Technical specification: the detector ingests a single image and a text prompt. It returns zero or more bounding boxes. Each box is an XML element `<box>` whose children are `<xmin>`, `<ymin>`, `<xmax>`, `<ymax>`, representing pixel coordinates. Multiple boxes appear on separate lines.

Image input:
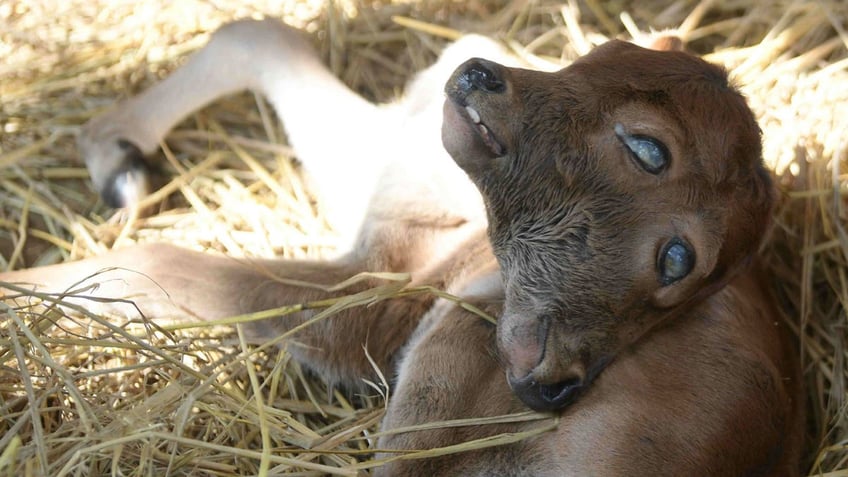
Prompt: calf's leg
<box><xmin>0</xmin><ymin>242</ymin><xmax>433</xmax><ymax>389</ymax></box>
<box><xmin>81</xmin><ymin>19</ymin><xmax>391</xmax><ymax>242</ymax></box>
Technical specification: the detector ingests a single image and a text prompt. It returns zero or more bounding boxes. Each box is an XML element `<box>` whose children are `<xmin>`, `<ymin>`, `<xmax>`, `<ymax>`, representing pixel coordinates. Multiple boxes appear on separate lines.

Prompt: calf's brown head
<box><xmin>442</xmin><ymin>40</ymin><xmax>774</xmax><ymax>411</ymax></box>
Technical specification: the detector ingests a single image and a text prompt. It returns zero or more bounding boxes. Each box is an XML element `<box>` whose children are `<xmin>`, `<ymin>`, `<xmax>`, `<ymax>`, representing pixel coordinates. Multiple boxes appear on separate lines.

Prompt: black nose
<box><xmin>457</xmin><ymin>58</ymin><xmax>507</xmax><ymax>94</ymax></box>
<box><xmin>509</xmin><ymin>373</ymin><xmax>584</xmax><ymax>412</ymax></box>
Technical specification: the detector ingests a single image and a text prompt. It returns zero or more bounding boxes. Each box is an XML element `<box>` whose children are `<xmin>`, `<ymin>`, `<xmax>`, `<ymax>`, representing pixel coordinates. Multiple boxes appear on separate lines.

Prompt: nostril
<box><xmin>537</xmin><ymin>377</ymin><xmax>583</xmax><ymax>408</ymax></box>
<box><xmin>459</xmin><ymin>61</ymin><xmax>506</xmax><ymax>94</ymax></box>
<box><xmin>509</xmin><ymin>373</ymin><xmax>585</xmax><ymax>412</ymax></box>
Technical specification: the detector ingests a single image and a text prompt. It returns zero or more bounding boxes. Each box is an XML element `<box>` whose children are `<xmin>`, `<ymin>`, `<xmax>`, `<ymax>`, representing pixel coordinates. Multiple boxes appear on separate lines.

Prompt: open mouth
<box><xmin>446</xmin><ymin>93</ymin><xmax>506</xmax><ymax>158</ymax></box>
<box><xmin>461</xmin><ymin>104</ymin><xmax>505</xmax><ymax>156</ymax></box>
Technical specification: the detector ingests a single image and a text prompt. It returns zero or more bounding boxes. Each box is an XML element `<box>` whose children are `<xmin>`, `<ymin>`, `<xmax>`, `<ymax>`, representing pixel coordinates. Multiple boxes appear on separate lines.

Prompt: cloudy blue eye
<box><xmin>659</xmin><ymin>239</ymin><xmax>694</xmax><ymax>285</ymax></box>
<box><xmin>614</xmin><ymin>124</ymin><xmax>669</xmax><ymax>174</ymax></box>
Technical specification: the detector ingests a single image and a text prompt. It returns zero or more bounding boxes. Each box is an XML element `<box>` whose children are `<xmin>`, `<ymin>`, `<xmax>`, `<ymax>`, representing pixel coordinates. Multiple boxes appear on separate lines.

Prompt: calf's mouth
<box><xmin>442</xmin><ymin>58</ymin><xmax>511</xmax><ymax>160</ymax></box>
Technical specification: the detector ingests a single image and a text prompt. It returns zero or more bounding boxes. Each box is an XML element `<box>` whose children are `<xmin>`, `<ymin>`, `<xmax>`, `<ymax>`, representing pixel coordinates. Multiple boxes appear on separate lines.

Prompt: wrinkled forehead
<box><xmin>569</xmin><ymin>40</ymin><xmax>732</xmax><ymax>95</ymax></box>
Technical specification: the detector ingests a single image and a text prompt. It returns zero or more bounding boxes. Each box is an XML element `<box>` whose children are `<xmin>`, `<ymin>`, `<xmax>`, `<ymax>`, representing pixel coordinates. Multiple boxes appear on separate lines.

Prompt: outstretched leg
<box><xmin>0</xmin><ymin>242</ymin><xmax>433</xmax><ymax>389</ymax></box>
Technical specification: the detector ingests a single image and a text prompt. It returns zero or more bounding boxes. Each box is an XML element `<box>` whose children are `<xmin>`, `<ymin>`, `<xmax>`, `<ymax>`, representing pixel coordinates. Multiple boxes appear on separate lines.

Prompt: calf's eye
<box><xmin>614</xmin><ymin>124</ymin><xmax>669</xmax><ymax>174</ymax></box>
<box><xmin>659</xmin><ymin>239</ymin><xmax>694</xmax><ymax>285</ymax></box>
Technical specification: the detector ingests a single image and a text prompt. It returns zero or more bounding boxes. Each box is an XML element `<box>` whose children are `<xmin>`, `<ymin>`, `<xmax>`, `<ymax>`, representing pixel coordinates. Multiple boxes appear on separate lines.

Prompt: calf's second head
<box><xmin>442</xmin><ymin>40</ymin><xmax>774</xmax><ymax>411</ymax></box>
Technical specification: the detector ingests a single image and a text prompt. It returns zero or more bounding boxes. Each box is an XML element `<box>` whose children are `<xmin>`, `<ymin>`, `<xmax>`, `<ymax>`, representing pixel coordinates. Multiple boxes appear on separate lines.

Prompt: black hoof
<box><xmin>100</xmin><ymin>139</ymin><xmax>152</xmax><ymax>208</ymax></box>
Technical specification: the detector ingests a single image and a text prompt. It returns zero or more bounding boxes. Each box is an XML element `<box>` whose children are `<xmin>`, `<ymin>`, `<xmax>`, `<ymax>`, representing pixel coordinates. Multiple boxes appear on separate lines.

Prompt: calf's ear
<box><xmin>647</xmin><ymin>35</ymin><xmax>684</xmax><ymax>52</ymax></box>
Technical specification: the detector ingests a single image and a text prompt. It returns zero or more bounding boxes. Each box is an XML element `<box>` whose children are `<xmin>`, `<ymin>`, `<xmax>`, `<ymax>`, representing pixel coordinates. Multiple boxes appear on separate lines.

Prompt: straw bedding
<box><xmin>1</xmin><ymin>0</ymin><xmax>846</xmax><ymax>475</ymax></box>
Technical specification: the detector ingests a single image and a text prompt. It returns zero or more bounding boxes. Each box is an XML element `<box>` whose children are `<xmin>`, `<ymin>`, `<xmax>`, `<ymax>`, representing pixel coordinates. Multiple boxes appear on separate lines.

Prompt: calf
<box><xmin>1</xmin><ymin>19</ymin><xmax>802</xmax><ymax>475</ymax></box>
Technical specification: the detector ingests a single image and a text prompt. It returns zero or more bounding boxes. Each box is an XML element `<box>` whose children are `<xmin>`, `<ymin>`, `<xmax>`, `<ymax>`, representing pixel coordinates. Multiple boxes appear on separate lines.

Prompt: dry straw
<box><xmin>1</xmin><ymin>0</ymin><xmax>846</xmax><ymax>475</ymax></box>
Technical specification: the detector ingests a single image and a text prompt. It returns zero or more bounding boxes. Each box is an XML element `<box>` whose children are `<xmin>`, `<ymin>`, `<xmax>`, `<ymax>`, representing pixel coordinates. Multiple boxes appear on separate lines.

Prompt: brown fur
<box><xmin>0</xmin><ymin>19</ymin><xmax>801</xmax><ymax>475</ymax></box>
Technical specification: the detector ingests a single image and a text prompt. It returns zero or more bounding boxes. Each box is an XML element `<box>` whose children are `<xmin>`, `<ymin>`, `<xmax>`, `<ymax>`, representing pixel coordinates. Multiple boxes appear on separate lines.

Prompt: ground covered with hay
<box><xmin>1</xmin><ymin>0</ymin><xmax>846</xmax><ymax>475</ymax></box>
